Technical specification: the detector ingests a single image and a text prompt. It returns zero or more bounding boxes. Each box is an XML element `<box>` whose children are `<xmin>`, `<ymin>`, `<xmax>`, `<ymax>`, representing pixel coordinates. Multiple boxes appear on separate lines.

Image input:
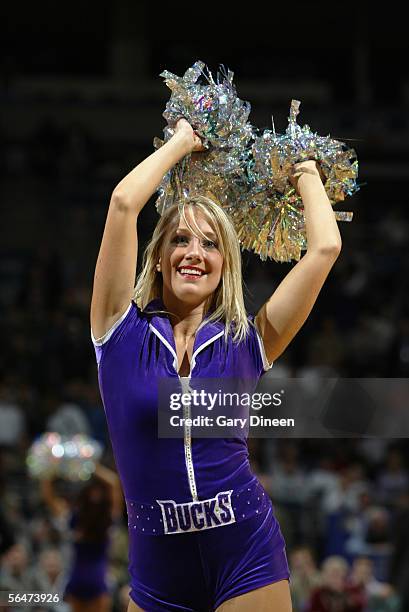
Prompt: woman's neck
<box><xmin>162</xmin><ymin>295</ymin><xmax>206</xmax><ymax>338</ymax></box>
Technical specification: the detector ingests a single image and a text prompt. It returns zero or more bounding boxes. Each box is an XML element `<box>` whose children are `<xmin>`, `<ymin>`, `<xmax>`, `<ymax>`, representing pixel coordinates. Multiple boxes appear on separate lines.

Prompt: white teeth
<box><xmin>179</xmin><ymin>268</ymin><xmax>203</xmax><ymax>276</ymax></box>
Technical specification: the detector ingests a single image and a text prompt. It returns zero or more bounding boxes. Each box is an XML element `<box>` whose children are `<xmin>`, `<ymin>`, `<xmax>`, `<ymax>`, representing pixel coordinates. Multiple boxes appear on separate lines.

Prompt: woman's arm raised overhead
<box><xmin>40</xmin><ymin>477</ymin><xmax>70</xmax><ymax>519</ymax></box>
<box><xmin>90</xmin><ymin>119</ymin><xmax>204</xmax><ymax>340</ymax></box>
<box><xmin>255</xmin><ymin>160</ymin><xmax>342</xmax><ymax>364</ymax></box>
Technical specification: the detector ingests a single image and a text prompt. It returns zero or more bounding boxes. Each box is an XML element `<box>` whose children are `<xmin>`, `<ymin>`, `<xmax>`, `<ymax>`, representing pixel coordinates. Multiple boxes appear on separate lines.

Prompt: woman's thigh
<box><xmin>201</xmin><ymin>505</ymin><xmax>290</xmax><ymax>610</ymax></box>
<box><xmin>127</xmin><ymin>598</ymin><xmax>144</xmax><ymax>612</ymax></box>
<box><xmin>215</xmin><ymin>579</ymin><xmax>292</xmax><ymax>612</ymax></box>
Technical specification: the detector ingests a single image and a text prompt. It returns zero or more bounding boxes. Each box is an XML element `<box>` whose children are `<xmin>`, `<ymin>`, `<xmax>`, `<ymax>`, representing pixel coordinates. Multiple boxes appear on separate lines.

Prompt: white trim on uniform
<box><xmin>91</xmin><ymin>302</ymin><xmax>133</xmax><ymax>346</ymax></box>
<box><xmin>190</xmin><ymin>330</ymin><xmax>225</xmax><ymax>373</ymax></box>
<box><xmin>149</xmin><ymin>323</ymin><xmax>179</xmax><ymax>371</ymax></box>
<box><xmin>253</xmin><ymin>324</ymin><xmax>274</xmax><ymax>372</ymax></box>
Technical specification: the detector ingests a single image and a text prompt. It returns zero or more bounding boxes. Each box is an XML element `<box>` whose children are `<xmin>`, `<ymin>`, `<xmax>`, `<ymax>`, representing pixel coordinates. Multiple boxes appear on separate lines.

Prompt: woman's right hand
<box><xmin>173</xmin><ymin>118</ymin><xmax>207</xmax><ymax>153</ymax></box>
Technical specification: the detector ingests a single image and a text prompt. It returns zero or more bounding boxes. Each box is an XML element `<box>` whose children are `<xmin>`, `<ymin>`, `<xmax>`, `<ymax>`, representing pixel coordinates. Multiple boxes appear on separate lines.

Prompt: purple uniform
<box><xmin>63</xmin><ymin>513</ymin><xmax>110</xmax><ymax>601</ymax></box>
<box><xmin>91</xmin><ymin>298</ymin><xmax>290</xmax><ymax>610</ymax></box>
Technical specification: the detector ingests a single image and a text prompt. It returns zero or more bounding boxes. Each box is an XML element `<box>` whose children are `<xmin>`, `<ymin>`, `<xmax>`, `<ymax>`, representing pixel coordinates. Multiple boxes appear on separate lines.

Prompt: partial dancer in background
<box><xmin>90</xmin><ymin>117</ymin><xmax>341</xmax><ymax>611</ymax></box>
<box><xmin>41</xmin><ymin>462</ymin><xmax>123</xmax><ymax>612</ymax></box>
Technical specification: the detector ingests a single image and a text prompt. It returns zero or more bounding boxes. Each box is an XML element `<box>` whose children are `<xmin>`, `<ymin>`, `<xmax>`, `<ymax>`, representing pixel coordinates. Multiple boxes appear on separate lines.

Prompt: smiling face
<box><xmin>134</xmin><ymin>195</ymin><xmax>249</xmax><ymax>341</ymax></box>
<box><xmin>159</xmin><ymin>207</ymin><xmax>224</xmax><ymax>308</ymax></box>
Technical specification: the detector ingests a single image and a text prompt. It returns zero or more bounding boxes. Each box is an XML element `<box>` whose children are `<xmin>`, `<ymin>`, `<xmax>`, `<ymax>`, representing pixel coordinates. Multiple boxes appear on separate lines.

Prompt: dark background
<box><xmin>1</xmin><ymin>1</ymin><xmax>409</xmax><ymax>609</ymax></box>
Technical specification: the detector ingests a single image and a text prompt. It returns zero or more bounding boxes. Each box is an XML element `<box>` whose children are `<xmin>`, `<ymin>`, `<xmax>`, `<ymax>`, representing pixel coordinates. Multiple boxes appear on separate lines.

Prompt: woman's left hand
<box><xmin>289</xmin><ymin>160</ymin><xmax>325</xmax><ymax>194</ymax></box>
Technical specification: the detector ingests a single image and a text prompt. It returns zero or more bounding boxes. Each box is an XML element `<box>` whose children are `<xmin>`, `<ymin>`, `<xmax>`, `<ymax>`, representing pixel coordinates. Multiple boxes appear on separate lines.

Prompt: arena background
<box><xmin>1</xmin><ymin>1</ymin><xmax>408</xmax><ymax>610</ymax></box>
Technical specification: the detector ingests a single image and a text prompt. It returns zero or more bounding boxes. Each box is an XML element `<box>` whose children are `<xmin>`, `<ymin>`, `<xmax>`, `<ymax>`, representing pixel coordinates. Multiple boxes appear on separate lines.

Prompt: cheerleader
<box><xmin>41</xmin><ymin>462</ymin><xmax>123</xmax><ymax>612</ymax></box>
<box><xmin>90</xmin><ymin>118</ymin><xmax>341</xmax><ymax>611</ymax></box>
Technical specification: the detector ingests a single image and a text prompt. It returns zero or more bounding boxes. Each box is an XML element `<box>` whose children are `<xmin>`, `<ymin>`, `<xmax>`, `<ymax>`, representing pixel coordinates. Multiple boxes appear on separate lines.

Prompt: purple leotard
<box><xmin>91</xmin><ymin>298</ymin><xmax>290</xmax><ymax>610</ymax></box>
<box><xmin>63</xmin><ymin>513</ymin><xmax>110</xmax><ymax>601</ymax></box>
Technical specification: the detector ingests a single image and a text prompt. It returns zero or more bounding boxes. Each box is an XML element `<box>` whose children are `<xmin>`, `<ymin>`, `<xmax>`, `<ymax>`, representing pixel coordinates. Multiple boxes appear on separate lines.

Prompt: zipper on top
<box><xmin>149</xmin><ymin>323</ymin><xmax>224</xmax><ymax>502</ymax></box>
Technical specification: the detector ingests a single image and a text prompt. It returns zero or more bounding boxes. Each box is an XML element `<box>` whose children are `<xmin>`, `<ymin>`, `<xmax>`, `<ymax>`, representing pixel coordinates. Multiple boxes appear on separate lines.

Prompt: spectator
<box><xmin>349</xmin><ymin>556</ymin><xmax>400</xmax><ymax>612</ymax></box>
<box><xmin>29</xmin><ymin>548</ymin><xmax>69</xmax><ymax>606</ymax></box>
<box><xmin>268</xmin><ymin>443</ymin><xmax>307</xmax><ymax>548</ymax></box>
<box><xmin>0</xmin><ymin>540</ymin><xmax>33</xmax><ymax>591</ymax></box>
<box><xmin>306</xmin><ymin>555</ymin><xmax>366</xmax><ymax>612</ymax></box>
<box><xmin>289</xmin><ymin>546</ymin><xmax>321</xmax><ymax>612</ymax></box>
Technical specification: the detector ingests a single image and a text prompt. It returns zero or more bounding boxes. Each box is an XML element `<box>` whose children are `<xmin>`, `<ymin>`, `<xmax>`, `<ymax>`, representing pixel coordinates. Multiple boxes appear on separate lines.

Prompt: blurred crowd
<box><xmin>254</xmin><ymin>439</ymin><xmax>409</xmax><ymax>610</ymax></box>
<box><xmin>1</xmin><ymin>115</ymin><xmax>408</xmax><ymax>612</ymax></box>
<box><xmin>1</xmin><ymin>434</ymin><xmax>408</xmax><ymax>611</ymax></box>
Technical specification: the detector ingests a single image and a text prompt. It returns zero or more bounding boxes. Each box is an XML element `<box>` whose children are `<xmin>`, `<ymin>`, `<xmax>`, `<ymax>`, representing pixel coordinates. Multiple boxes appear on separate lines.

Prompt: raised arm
<box><xmin>255</xmin><ymin>160</ymin><xmax>342</xmax><ymax>363</ymax></box>
<box><xmin>90</xmin><ymin>119</ymin><xmax>204</xmax><ymax>340</ymax></box>
<box><xmin>40</xmin><ymin>477</ymin><xmax>70</xmax><ymax>519</ymax></box>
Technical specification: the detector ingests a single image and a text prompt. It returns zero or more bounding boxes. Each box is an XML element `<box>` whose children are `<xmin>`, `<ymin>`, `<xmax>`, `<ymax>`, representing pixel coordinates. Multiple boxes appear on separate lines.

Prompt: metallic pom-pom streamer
<box><xmin>154</xmin><ymin>62</ymin><xmax>360</xmax><ymax>262</ymax></box>
<box><xmin>230</xmin><ymin>99</ymin><xmax>358</xmax><ymax>261</ymax></box>
<box><xmin>26</xmin><ymin>432</ymin><xmax>103</xmax><ymax>481</ymax></box>
<box><xmin>153</xmin><ymin>60</ymin><xmax>255</xmax><ymax>215</ymax></box>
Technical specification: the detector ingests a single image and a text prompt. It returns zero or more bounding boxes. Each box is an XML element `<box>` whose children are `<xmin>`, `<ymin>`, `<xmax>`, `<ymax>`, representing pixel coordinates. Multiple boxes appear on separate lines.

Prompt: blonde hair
<box><xmin>133</xmin><ymin>196</ymin><xmax>250</xmax><ymax>343</ymax></box>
